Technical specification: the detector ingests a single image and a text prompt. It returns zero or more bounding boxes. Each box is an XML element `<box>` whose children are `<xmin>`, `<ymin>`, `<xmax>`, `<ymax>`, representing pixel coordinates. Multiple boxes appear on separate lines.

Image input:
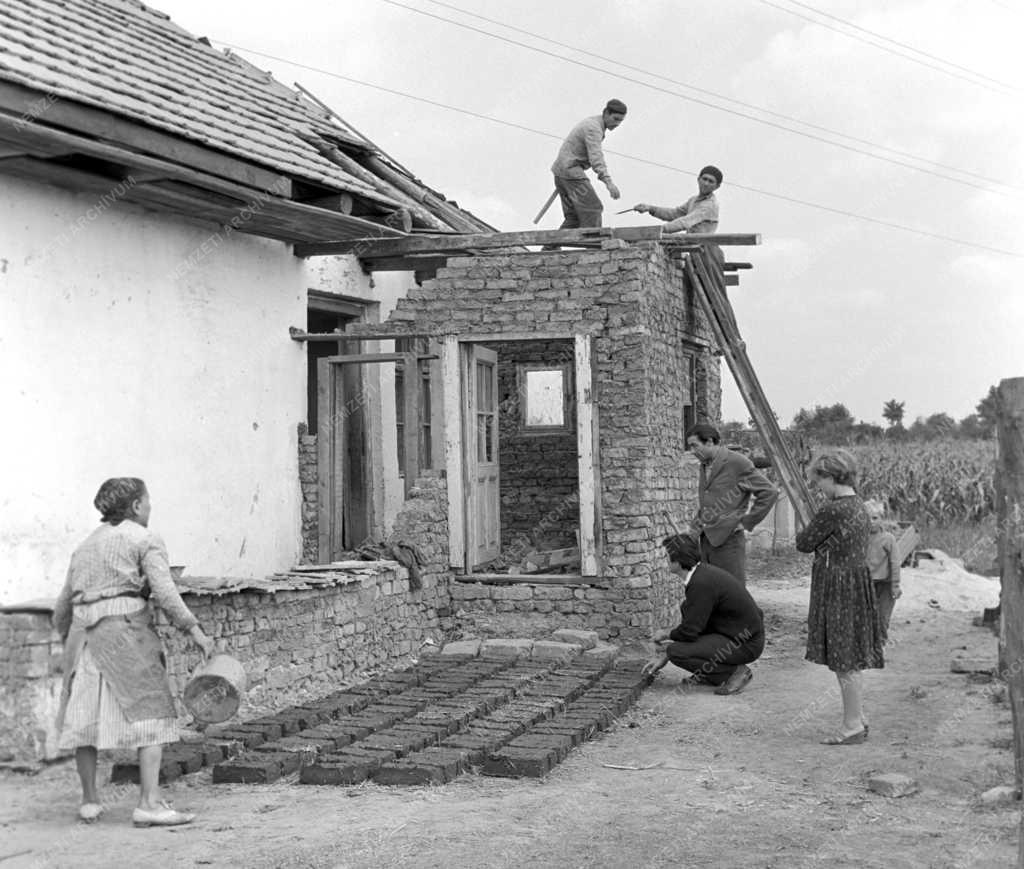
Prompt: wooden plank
<box><xmin>295</xmin><ymin>226</ymin><xmax>667</xmax><ymax>258</ymax></box>
<box><xmin>361</xmin><ymin>255</ymin><xmax>449</xmax><ymax>273</ymax></box>
<box><xmin>662</xmin><ymin>234</ymin><xmax>761</xmax><ymax>246</ymax></box>
<box><xmin>684</xmin><ymin>251</ymin><xmax>815</xmax><ymax>528</ymax></box>
<box><xmin>323</xmin><ymin>352</ymin><xmax>434</xmax><ymax>364</ymax></box>
<box><xmin>0</xmin><ymin>112</ymin><xmax>406</xmax><ymax>242</ymax></box>
<box><xmin>299</xmin><ymin>193</ymin><xmax>354</xmax><ymax>213</ymax></box>
<box><xmin>0</xmin><ymin>80</ymin><xmax>288</xmax><ymax>193</ymax></box>
<box><xmin>442</xmin><ymin>336</ymin><xmax>465</xmax><ymax>568</ymax></box>
<box><xmin>453</xmin><ymin>330</ymin><xmax>575</xmax><ymax>343</ymax></box>
<box><xmin>724</xmin><ymin>275</ymin><xmax>739</xmax><ymax>286</ymax></box>
<box><xmin>575</xmin><ymin>334</ymin><xmax>599</xmax><ymax>576</ymax></box>
<box><xmin>455</xmin><ymin>573</ymin><xmax>608</xmax><ymax>586</ymax></box>
<box><xmin>316</xmin><ymin>358</ymin><xmax>335</xmax><ymax>563</ymax></box>
<box><xmin>995</xmin><ymin>377</ymin><xmax>1024</xmax><ymax>805</ymax></box>
<box><xmin>402</xmin><ymin>352</ymin><xmax>419</xmax><ymax>498</ymax></box>
<box><xmin>723</xmin><ymin>262</ymin><xmax>753</xmax><ymax>270</ymax></box>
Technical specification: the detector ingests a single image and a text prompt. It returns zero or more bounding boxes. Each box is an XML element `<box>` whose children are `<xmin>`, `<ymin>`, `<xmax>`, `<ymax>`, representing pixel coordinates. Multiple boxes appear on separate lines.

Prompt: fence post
<box><xmin>994</xmin><ymin>376</ymin><xmax>1024</xmax><ymax>867</ymax></box>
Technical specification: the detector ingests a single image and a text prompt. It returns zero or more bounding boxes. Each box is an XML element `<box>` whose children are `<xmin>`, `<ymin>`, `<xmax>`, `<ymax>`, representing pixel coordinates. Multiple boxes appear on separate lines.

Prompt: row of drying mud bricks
<box><xmin>171</xmin><ymin>655</ymin><xmax>644</xmax><ymax>787</ymax></box>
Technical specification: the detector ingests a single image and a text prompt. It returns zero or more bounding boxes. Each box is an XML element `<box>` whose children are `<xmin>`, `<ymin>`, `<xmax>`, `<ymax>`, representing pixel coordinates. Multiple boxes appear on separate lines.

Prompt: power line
<box><xmin>419</xmin><ymin>0</ymin><xmax>1021</xmax><ymax>192</ymax></box>
<box><xmin>378</xmin><ymin>0</ymin><xmax>1019</xmax><ymax>199</ymax></box>
<box><xmin>756</xmin><ymin>0</ymin><xmax>1020</xmax><ymax>95</ymax></box>
<box><xmin>783</xmin><ymin>0</ymin><xmax>1020</xmax><ymax>91</ymax></box>
<box><xmin>212</xmin><ymin>40</ymin><xmax>1023</xmax><ymax>260</ymax></box>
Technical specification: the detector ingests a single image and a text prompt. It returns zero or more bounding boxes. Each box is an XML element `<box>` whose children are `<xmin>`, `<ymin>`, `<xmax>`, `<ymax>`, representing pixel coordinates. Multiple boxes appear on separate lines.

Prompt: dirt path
<box><xmin>1</xmin><ymin>554</ymin><xmax>1015</xmax><ymax>869</ymax></box>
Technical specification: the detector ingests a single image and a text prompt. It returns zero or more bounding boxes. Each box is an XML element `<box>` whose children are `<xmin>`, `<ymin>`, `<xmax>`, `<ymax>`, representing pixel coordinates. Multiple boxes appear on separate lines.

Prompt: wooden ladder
<box><xmin>682</xmin><ymin>247</ymin><xmax>816</xmax><ymax>529</ymax></box>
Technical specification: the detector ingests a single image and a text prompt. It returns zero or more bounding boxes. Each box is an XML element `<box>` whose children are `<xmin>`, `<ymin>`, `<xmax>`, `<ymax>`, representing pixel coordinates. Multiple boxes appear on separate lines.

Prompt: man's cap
<box><xmin>604</xmin><ymin>99</ymin><xmax>628</xmax><ymax>115</ymax></box>
<box><xmin>699</xmin><ymin>165</ymin><xmax>723</xmax><ymax>185</ymax></box>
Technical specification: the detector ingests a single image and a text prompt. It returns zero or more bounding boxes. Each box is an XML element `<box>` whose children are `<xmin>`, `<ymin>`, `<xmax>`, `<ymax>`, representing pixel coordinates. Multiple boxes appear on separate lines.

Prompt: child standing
<box><xmin>864</xmin><ymin>499</ymin><xmax>902</xmax><ymax>642</ymax></box>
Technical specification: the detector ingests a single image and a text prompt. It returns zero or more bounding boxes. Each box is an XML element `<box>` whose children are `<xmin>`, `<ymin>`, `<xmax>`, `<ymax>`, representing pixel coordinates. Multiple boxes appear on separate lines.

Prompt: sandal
<box><xmin>820</xmin><ymin>728</ymin><xmax>868</xmax><ymax>745</ymax></box>
<box><xmin>79</xmin><ymin>802</ymin><xmax>104</xmax><ymax>823</ymax></box>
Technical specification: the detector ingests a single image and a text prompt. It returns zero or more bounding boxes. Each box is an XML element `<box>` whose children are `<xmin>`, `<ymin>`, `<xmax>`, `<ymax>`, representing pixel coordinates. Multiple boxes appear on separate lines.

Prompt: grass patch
<box><xmin>916</xmin><ymin>516</ymin><xmax>998</xmax><ymax>574</ymax></box>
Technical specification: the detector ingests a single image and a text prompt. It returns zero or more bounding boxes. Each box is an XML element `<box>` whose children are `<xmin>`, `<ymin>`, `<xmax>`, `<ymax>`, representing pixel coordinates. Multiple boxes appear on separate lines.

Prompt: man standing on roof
<box><xmin>633</xmin><ymin>165</ymin><xmax>723</xmax><ymax>234</ymax></box>
<box><xmin>550</xmin><ymin>99</ymin><xmax>627</xmax><ymax>229</ymax></box>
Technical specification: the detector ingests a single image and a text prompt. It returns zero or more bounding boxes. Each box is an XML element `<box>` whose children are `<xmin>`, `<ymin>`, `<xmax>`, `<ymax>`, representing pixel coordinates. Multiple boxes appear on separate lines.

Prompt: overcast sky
<box><xmin>157</xmin><ymin>0</ymin><xmax>1023</xmax><ymax>426</ymax></box>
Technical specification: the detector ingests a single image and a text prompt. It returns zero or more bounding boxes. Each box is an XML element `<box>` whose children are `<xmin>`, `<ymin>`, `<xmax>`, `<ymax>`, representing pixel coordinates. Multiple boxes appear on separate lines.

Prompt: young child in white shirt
<box><xmin>864</xmin><ymin>499</ymin><xmax>902</xmax><ymax>642</ymax></box>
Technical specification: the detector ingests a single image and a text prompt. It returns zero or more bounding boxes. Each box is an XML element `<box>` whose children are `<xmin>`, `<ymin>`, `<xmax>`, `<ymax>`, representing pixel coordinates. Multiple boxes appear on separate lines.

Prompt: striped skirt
<box><xmin>58</xmin><ymin>599</ymin><xmax>178</xmax><ymax>751</ymax></box>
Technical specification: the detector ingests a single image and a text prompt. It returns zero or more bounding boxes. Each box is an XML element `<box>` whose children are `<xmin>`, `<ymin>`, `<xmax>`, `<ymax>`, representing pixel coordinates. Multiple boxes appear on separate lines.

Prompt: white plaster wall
<box><xmin>0</xmin><ymin>176</ymin><xmax>314</xmax><ymax>603</ymax></box>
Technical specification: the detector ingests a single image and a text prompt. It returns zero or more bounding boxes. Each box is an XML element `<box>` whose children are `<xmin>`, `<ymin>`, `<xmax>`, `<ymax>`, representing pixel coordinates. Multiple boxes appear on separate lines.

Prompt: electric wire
<box><xmin>418</xmin><ymin>0</ymin><xmax>1021</xmax><ymax>192</ymax></box>
<box><xmin>212</xmin><ymin>41</ymin><xmax>1023</xmax><ymax>260</ymax></box>
<box><xmin>379</xmin><ymin>0</ymin><xmax>1019</xmax><ymax>199</ymax></box>
<box><xmin>782</xmin><ymin>0</ymin><xmax>1020</xmax><ymax>91</ymax></box>
<box><xmin>756</xmin><ymin>0</ymin><xmax>1020</xmax><ymax>95</ymax></box>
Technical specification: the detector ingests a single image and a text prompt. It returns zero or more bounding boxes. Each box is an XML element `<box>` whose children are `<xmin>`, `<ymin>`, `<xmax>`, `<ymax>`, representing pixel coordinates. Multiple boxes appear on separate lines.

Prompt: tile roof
<box><xmin>0</xmin><ymin>0</ymin><xmax>388</xmax><ymax>199</ymax></box>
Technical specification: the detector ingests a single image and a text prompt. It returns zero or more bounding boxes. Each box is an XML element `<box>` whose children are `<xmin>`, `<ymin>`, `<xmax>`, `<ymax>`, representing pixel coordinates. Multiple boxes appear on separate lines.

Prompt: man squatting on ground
<box><xmin>642</xmin><ymin>533</ymin><xmax>765</xmax><ymax>695</ymax></box>
<box><xmin>685</xmin><ymin>423</ymin><xmax>779</xmax><ymax>585</ymax></box>
<box><xmin>550</xmin><ymin>99</ymin><xmax>627</xmax><ymax>229</ymax></box>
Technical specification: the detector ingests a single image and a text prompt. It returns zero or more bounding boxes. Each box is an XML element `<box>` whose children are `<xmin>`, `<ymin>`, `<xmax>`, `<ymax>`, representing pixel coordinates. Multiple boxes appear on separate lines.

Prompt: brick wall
<box><xmin>0</xmin><ymin>612</ymin><xmax>63</xmax><ymax>761</ymax></box>
<box><xmin>377</xmin><ymin>243</ymin><xmax>721</xmax><ymax>640</ymax></box>
<box><xmin>494</xmin><ymin>339</ymin><xmax>579</xmax><ymax>552</ymax></box>
<box><xmin>298</xmin><ymin>423</ymin><xmax>318</xmax><ymax>564</ymax></box>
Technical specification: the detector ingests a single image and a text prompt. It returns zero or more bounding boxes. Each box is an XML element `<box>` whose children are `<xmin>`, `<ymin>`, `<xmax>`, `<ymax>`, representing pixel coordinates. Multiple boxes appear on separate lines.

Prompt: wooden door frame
<box><xmin>317</xmin><ymin>351</ymin><xmax>420</xmax><ymax>562</ymax></box>
<box><xmin>443</xmin><ymin>333</ymin><xmax>602</xmax><ymax>576</ymax></box>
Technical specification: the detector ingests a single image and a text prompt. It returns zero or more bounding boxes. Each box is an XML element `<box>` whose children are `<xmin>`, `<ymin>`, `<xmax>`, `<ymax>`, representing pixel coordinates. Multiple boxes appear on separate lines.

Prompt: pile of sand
<box><xmin>900</xmin><ymin>549</ymin><xmax>1000</xmax><ymax>613</ymax></box>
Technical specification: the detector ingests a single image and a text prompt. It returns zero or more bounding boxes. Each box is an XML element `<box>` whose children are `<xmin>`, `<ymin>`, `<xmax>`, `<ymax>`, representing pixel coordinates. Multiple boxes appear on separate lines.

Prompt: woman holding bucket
<box><xmin>53</xmin><ymin>478</ymin><xmax>213</xmax><ymax>826</ymax></box>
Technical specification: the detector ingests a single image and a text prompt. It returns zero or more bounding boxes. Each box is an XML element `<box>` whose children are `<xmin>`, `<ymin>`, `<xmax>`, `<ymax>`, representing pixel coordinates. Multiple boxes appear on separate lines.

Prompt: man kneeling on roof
<box><xmin>642</xmin><ymin>533</ymin><xmax>765</xmax><ymax>695</ymax></box>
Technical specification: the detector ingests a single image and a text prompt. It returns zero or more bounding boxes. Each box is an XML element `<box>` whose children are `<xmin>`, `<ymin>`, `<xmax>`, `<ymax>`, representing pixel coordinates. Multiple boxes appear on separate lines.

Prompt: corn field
<box><xmin>846</xmin><ymin>440</ymin><xmax>995</xmax><ymax>523</ymax></box>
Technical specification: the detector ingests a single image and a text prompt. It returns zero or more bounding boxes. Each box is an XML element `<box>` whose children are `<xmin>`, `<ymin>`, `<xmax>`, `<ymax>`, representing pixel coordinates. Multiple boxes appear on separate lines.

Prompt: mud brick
<box><xmin>238</xmin><ymin>719</ymin><xmax>284</xmax><ymax>741</ymax></box>
<box><xmin>374</xmin><ymin>759</ymin><xmax>450</xmax><ymax>786</ymax></box>
<box><xmin>299</xmin><ymin>747</ymin><xmax>390</xmax><ymax>785</ymax></box>
<box><xmin>205</xmin><ymin>726</ymin><xmax>267</xmax><ymax>749</ymax></box>
<box><xmin>505</xmin><ymin>701</ymin><xmax>560</xmax><ymax>725</ymax></box>
<box><xmin>578</xmin><ymin>690</ymin><xmax>633</xmax><ymax>715</ymax></box>
<box><xmin>399</xmin><ymin>687</ymin><xmax>452</xmax><ymax>703</ymax></box>
<box><xmin>422</xmin><ymin>681</ymin><xmax>475</xmax><ymax>696</ymax></box>
<box><xmin>212</xmin><ymin>751</ymin><xmax>295</xmax><ymax>784</ymax></box>
<box><xmin>410</xmin><ymin>712</ymin><xmax>462</xmax><ymax>736</ymax></box>
<box><xmin>346</xmin><ymin>681</ymin><xmax>393</xmax><ymax>699</ymax></box>
<box><xmin>279</xmin><ymin>706</ymin><xmax>326</xmax><ymax>731</ymax></box>
<box><xmin>162</xmin><ymin>744</ymin><xmax>205</xmax><ymax>774</ymax></box>
<box><xmin>289</xmin><ymin>735</ymin><xmax>337</xmax><ymax>753</ymax></box>
<box><xmin>368</xmin><ymin>696</ymin><xmax>428</xmax><ymax>715</ymax></box>
<box><xmin>473</xmin><ymin>715</ymin><xmax>528</xmax><ymax>739</ymax></box>
<box><xmin>312</xmin><ymin>693</ymin><xmax>367</xmax><ymax>717</ymax></box>
<box><xmin>254</xmin><ymin>738</ymin><xmax>320</xmax><ymax>765</ymax></box>
<box><xmin>388</xmin><ymin>724</ymin><xmax>446</xmax><ymax>746</ymax></box>
<box><xmin>350</xmin><ymin>709</ymin><xmax>404</xmax><ymax>730</ymax></box>
<box><xmin>332</xmin><ymin>745</ymin><xmax>398</xmax><ymax>765</ymax></box>
<box><xmin>378</xmin><ymin>671</ymin><xmax>422</xmax><ymax>688</ymax></box>
<box><xmin>458</xmin><ymin>688</ymin><xmax>512</xmax><ymax>712</ymax></box>
<box><xmin>199</xmin><ymin>743</ymin><xmax>225</xmax><ymax>766</ymax></box>
<box><xmin>529</xmin><ymin>723</ymin><xmax>591</xmax><ymax>748</ymax></box>
<box><xmin>508</xmin><ymin>733</ymin><xmax>574</xmax><ymax>761</ymax></box>
<box><xmin>416</xmin><ymin>747</ymin><xmax>473</xmax><ymax>776</ymax></box>
<box><xmin>299</xmin><ymin>724</ymin><xmax>355</xmax><ymax>750</ymax></box>
<box><xmin>481</xmin><ymin>746</ymin><xmax>556</xmax><ymax>778</ymax></box>
<box><xmin>359</xmin><ymin>731</ymin><xmax>424</xmax><ymax>758</ymax></box>
<box><xmin>441</xmin><ymin>733</ymin><xmax>499</xmax><ymax>761</ymax></box>
<box><xmin>566</xmin><ymin>706</ymin><xmax>616</xmax><ymax>730</ymax></box>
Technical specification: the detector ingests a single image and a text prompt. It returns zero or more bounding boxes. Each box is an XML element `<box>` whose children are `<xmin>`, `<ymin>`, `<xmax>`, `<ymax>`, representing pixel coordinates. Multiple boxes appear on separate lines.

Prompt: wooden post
<box><xmin>995</xmin><ymin>376</ymin><xmax>1024</xmax><ymax>869</ymax></box>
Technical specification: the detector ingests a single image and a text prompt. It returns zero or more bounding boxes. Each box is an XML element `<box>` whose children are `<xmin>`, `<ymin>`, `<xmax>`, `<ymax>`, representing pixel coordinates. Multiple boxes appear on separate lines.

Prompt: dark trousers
<box><xmin>700</xmin><ymin>529</ymin><xmax>748</xmax><ymax>585</ymax></box>
<box><xmin>873</xmin><ymin>581</ymin><xmax>897</xmax><ymax>643</ymax></box>
<box><xmin>666</xmin><ymin>629</ymin><xmax>765</xmax><ymax>685</ymax></box>
<box><xmin>554</xmin><ymin>175</ymin><xmax>603</xmax><ymax>229</ymax></box>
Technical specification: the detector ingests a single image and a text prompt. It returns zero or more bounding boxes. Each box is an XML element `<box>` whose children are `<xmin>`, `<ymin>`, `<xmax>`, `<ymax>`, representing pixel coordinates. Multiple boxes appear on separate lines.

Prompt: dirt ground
<box><xmin>1</xmin><ymin>550</ymin><xmax>1016</xmax><ymax>869</ymax></box>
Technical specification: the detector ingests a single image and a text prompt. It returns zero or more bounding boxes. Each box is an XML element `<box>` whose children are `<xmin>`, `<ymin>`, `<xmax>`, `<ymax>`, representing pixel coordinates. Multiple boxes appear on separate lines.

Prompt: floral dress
<box><xmin>796</xmin><ymin>495</ymin><xmax>884</xmax><ymax>673</ymax></box>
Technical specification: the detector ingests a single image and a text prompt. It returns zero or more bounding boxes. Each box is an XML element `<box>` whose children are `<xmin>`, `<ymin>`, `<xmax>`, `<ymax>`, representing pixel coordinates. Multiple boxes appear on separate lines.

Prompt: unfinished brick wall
<box><xmin>298</xmin><ymin>423</ymin><xmax>318</xmax><ymax>564</ymax></box>
<box><xmin>379</xmin><ymin>243</ymin><xmax>722</xmax><ymax>640</ymax></box>
<box><xmin>494</xmin><ymin>339</ymin><xmax>579</xmax><ymax>552</ymax></box>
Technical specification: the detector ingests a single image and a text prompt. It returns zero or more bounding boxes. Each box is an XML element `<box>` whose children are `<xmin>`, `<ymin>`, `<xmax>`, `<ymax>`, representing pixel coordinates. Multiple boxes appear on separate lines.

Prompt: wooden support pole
<box><xmin>402</xmin><ymin>353</ymin><xmax>420</xmax><ymax>499</ymax></box>
<box><xmin>995</xmin><ymin>378</ymin><xmax>1024</xmax><ymax>837</ymax></box>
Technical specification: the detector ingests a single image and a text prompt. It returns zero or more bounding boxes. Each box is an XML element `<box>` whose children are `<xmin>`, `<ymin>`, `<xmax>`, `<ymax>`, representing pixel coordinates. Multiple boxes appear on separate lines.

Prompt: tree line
<box><xmin>723</xmin><ymin>387</ymin><xmax>998</xmax><ymax>445</ymax></box>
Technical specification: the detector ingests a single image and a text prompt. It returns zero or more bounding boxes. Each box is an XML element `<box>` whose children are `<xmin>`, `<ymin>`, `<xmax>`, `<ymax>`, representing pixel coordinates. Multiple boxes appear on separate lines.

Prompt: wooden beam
<box><xmin>724</xmin><ymin>275</ymin><xmax>739</xmax><ymax>286</ymax></box>
<box><xmin>575</xmin><ymin>334</ymin><xmax>599</xmax><ymax>577</ymax></box>
<box><xmin>442</xmin><ymin>336</ymin><xmax>465</xmax><ymax>569</ymax></box>
<box><xmin>663</xmin><ymin>234</ymin><xmax>761</xmax><ymax>246</ymax></box>
<box><xmin>996</xmin><ymin>377</ymin><xmax>1024</xmax><ymax>803</ymax></box>
<box><xmin>295</xmin><ymin>226</ymin><xmax>668</xmax><ymax>258</ymax></box>
<box><xmin>0</xmin><ymin>80</ymin><xmax>290</xmax><ymax>194</ymax></box>
<box><xmin>361</xmin><ymin>255</ymin><xmax>449</xmax><ymax>273</ymax></box>
<box><xmin>323</xmin><ymin>352</ymin><xmax>436</xmax><ymax>364</ymax></box>
<box><xmin>298</xmin><ymin>192</ymin><xmax>354</xmax><ymax>213</ymax></box>
<box><xmin>401</xmin><ymin>352</ymin><xmax>419</xmax><ymax>498</ymax></box>
<box><xmin>723</xmin><ymin>262</ymin><xmax>753</xmax><ymax>271</ymax></box>
<box><xmin>454</xmin><ymin>573</ymin><xmax>608</xmax><ymax>586</ymax></box>
<box><xmin>317</xmin><ymin>358</ymin><xmax>337</xmax><ymax>562</ymax></box>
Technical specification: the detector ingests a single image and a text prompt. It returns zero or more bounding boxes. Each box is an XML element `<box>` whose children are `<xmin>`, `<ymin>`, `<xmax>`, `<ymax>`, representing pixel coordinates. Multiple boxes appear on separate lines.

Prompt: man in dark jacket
<box><xmin>642</xmin><ymin>534</ymin><xmax>765</xmax><ymax>695</ymax></box>
<box><xmin>686</xmin><ymin>423</ymin><xmax>778</xmax><ymax>585</ymax></box>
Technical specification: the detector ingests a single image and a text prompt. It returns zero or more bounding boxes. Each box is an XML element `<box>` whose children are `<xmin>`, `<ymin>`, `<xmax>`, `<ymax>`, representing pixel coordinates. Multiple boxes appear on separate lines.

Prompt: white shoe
<box><xmin>79</xmin><ymin>802</ymin><xmax>104</xmax><ymax>823</ymax></box>
<box><xmin>132</xmin><ymin>802</ymin><xmax>195</xmax><ymax>827</ymax></box>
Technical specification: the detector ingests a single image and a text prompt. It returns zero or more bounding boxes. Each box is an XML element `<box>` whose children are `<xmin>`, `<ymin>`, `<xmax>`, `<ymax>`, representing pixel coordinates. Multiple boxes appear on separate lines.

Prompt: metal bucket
<box><xmin>183</xmin><ymin>653</ymin><xmax>246</xmax><ymax>724</ymax></box>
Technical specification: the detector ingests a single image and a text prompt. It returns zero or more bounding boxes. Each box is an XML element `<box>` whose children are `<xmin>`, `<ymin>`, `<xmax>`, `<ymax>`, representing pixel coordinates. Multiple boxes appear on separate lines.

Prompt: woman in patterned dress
<box><xmin>53</xmin><ymin>478</ymin><xmax>213</xmax><ymax>826</ymax></box>
<box><xmin>796</xmin><ymin>450</ymin><xmax>884</xmax><ymax>745</ymax></box>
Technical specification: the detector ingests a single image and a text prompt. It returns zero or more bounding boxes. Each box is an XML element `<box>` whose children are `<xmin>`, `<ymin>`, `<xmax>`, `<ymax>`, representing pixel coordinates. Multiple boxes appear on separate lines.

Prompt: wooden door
<box><xmin>466</xmin><ymin>345</ymin><xmax>500</xmax><ymax>566</ymax></box>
